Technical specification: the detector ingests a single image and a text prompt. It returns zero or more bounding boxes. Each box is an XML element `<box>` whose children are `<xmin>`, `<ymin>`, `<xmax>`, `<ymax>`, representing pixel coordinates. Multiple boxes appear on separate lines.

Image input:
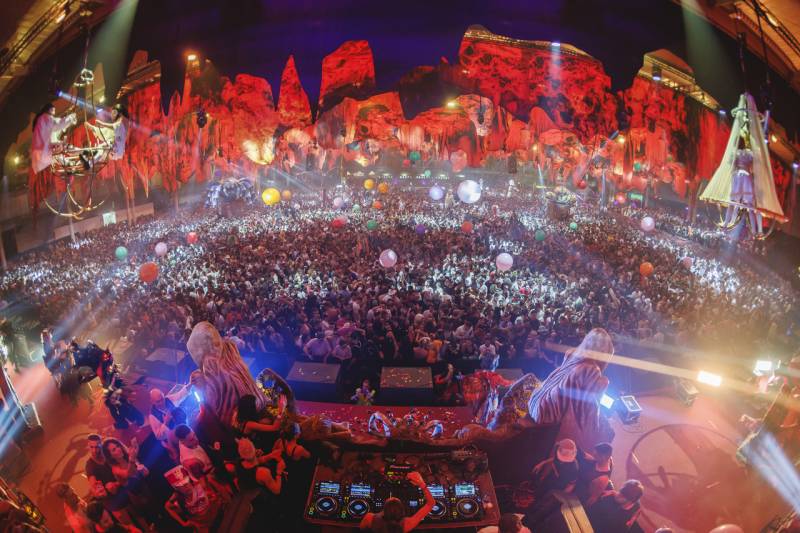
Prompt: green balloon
<box><xmin>366</xmin><ymin>220</ymin><xmax>378</xmax><ymax>230</ymax></box>
<box><xmin>115</xmin><ymin>246</ymin><xmax>128</xmax><ymax>260</ymax></box>
<box><xmin>569</xmin><ymin>222</ymin><xmax>578</xmax><ymax>231</ymax></box>
<box><xmin>535</xmin><ymin>229</ymin><xmax>546</xmax><ymax>241</ymax></box>
<box><xmin>633</xmin><ymin>162</ymin><xmax>642</xmax><ymax>172</ymax></box>
<box><xmin>409</xmin><ymin>151</ymin><xmax>421</xmax><ymax>161</ymax></box>
<box><xmin>352</xmin><ymin>204</ymin><xmax>361</xmax><ymax>212</ymax></box>
<box><xmin>423</xmin><ymin>169</ymin><xmax>432</xmax><ymax>177</ymax></box>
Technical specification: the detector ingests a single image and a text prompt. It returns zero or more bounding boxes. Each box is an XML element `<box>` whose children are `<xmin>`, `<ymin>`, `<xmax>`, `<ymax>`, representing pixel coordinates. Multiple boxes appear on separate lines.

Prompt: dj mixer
<box><xmin>305</xmin><ymin>450</ymin><xmax>499</xmax><ymax>529</ymax></box>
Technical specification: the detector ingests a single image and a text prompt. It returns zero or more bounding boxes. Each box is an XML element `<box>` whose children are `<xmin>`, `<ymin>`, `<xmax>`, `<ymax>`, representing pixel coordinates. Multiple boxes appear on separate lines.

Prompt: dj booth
<box><xmin>305</xmin><ymin>450</ymin><xmax>500</xmax><ymax>529</ymax></box>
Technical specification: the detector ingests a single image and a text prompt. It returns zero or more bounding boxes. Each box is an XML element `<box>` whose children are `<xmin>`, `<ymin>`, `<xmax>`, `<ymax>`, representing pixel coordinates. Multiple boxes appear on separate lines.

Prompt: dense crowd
<box><xmin>1</xmin><ymin>187</ymin><xmax>796</xmax><ymax>378</ymax></box>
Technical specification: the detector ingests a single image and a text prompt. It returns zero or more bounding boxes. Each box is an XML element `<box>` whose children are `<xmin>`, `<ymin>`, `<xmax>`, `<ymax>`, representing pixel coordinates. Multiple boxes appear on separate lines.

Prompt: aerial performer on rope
<box><xmin>699</xmin><ymin>93</ymin><xmax>787</xmax><ymax>239</ymax></box>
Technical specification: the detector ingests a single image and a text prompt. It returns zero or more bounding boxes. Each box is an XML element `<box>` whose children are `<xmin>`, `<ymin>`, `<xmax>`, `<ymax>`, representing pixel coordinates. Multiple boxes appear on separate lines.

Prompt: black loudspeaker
<box><xmin>21</xmin><ymin>403</ymin><xmax>43</xmax><ymax>439</ymax></box>
<box><xmin>287</xmin><ymin>362</ymin><xmax>341</xmax><ymax>402</ymax></box>
<box><xmin>379</xmin><ymin>367</ymin><xmax>432</xmax><ymax>405</ymax></box>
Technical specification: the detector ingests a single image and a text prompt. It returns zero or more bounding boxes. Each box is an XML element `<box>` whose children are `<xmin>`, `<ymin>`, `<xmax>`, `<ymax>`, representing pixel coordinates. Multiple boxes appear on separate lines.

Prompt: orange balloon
<box><xmin>364</xmin><ymin>178</ymin><xmax>375</xmax><ymax>190</ymax></box>
<box><xmin>377</xmin><ymin>182</ymin><xmax>389</xmax><ymax>194</ymax></box>
<box><xmin>639</xmin><ymin>261</ymin><xmax>654</xmax><ymax>277</ymax></box>
<box><xmin>372</xmin><ymin>200</ymin><xmax>383</xmax><ymax>210</ymax></box>
<box><xmin>139</xmin><ymin>262</ymin><xmax>159</xmax><ymax>283</ymax></box>
<box><xmin>461</xmin><ymin>221</ymin><xmax>473</xmax><ymax>233</ymax></box>
<box><xmin>281</xmin><ymin>190</ymin><xmax>292</xmax><ymax>201</ymax></box>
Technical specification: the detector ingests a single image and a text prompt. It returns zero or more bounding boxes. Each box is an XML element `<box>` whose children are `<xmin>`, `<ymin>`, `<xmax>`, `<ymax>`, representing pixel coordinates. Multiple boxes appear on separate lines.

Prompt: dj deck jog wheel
<box><xmin>456</xmin><ymin>498</ymin><xmax>480</xmax><ymax>518</ymax></box>
<box><xmin>347</xmin><ymin>499</ymin><xmax>370</xmax><ymax>517</ymax></box>
<box><xmin>315</xmin><ymin>496</ymin><xmax>339</xmax><ymax>516</ymax></box>
<box><xmin>428</xmin><ymin>499</ymin><xmax>447</xmax><ymax>519</ymax></box>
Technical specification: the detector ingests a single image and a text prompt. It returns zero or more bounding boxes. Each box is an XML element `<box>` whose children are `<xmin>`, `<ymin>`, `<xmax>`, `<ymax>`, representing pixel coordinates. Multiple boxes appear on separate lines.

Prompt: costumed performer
<box><xmin>86</xmin><ymin>103</ymin><xmax>129</xmax><ymax>161</ymax></box>
<box><xmin>29</xmin><ymin>103</ymin><xmax>76</xmax><ymax>203</ymax></box>
<box><xmin>700</xmin><ymin>93</ymin><xmax>787</xmax><ymax>236</ymax></box>
<box><xmin>527</xmin><ymin>328</ymin><xmax>615</xmax><ymax>449</ymax></box>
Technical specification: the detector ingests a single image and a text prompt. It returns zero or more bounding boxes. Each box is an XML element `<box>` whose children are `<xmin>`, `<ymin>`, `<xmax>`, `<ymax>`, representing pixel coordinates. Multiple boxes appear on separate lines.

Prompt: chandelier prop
<box><xmin>44</xmin><ymin>25</ymin><xmax>111</xmax><ymax>220</ymax></box>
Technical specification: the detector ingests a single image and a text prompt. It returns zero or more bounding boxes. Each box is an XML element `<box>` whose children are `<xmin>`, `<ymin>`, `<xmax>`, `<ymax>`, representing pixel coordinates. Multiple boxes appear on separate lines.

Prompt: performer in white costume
<box><xmin>700</xmin><ymin>93</ymin><xmax>786</xmax><ymax>237</ymax></box>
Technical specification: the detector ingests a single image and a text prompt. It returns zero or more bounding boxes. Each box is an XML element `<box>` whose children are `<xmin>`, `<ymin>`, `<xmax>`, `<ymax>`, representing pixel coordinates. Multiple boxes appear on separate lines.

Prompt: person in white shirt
<box><xmin>454</xmin><ymin>320</ymin><xmax>473</xmax><ymax>341</ymax></box>
<box><xmin>174</xmin><ymin>425</ymin><xmax>213</xmax><ymax>480</ymax></box>
<box><xmin>30</xmin><ymin>103</ymin><xmax>76</xmax><ymax>174</ymax></box>
<box><xmin>148</xmin><ymin>387</ymin><xmax>189</xmax><ymax>443</ymax></box>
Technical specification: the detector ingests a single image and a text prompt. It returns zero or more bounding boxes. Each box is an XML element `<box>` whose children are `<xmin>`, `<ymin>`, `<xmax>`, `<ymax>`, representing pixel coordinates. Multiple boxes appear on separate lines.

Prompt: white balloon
<box><xmin>640</xmin><ymin>216</ymin><xmax>655</xmax><ymax>232</ymax></box>
<box><xmin>333</xmin><ymin>197</ymin><xmax>344</xmax><ymax>209</ymax></box>
<box><xmin>457</xmin><ymin>180</ymin><xmax>482</xmax><ymax>204</ymax></box>
<box><xmin>379</xmin><ymin>249</ymin><xmax>398</xmax><ymax>268</ymax></box>
<box><xmin>429</xmin><ymin>185</ymin><xmax>444</xmax><ymax>201</ymax></box>
<box><xmin>155</xmin><ymin>242</ymin><xmax>168</xmax><ymax>257</ymax></box>
<box><xmin>495</xmin><ymin>253</ymin><xmax>514</xmax><ymax>271</ymax></box>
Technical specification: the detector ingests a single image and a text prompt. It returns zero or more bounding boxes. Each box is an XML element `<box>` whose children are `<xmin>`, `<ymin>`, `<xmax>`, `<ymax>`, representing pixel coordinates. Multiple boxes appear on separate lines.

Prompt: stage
<box><xmin>2</xmin><ymin>359</ymin><xmax>791</xmax><ymax>533</ymax></box>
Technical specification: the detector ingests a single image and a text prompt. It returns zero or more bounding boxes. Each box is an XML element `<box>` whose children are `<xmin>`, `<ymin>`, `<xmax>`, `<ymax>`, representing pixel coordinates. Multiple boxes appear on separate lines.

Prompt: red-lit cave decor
<box><xmin>14</xmin><ymin>26</ymin><xmax>794</xmax><ymax>212</ymax></box>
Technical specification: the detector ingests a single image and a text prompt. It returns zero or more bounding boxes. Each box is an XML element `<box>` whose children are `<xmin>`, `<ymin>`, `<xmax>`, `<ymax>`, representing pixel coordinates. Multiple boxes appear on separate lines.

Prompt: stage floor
<box><xmin>4</xmin><ymin>360</ymin><xmax>791</xmax><ymax>533</ymax></box>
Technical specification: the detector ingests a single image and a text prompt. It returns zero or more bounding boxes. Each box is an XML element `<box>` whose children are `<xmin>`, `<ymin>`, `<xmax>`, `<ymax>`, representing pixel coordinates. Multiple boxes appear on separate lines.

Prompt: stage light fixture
<box><xmin>551</xmin><ymin>41</ymin><xmax>561</xmax><ymax>48</ymax></box>
<box><xmin>770</xmin><ymin>134</ymin><xmax>777</xmax><ymax>143</ymax></box>
<box><xmin>617</xmin><ymin>135</ymin><xmax>625</xmax><ymax>144</ymax></box>
<box><xmin>697</xmin><ymin>370</ymin><xmax>722</xmax><ymax>387</ymax></box>
<box><xmin>676</xmin><ymin>379</ymin><xmax>699</xmax><ymax>406</ymax></box>
<box><xmin>600</xmin><ymin>393</ymin><xmax>615</xmax><ymax>409</ymax></box>
<box><xmin>12</xmin><ymin>155</ymin><xmax>19</xmax><ymax>165</ymax></box>
<box><xmin>446</xmin><ymin>100</ymin><xmax>458</xmax><ymax>109</ymax></box>
<box><xmin>754</xmin><ymin>360</ymin><xmax>773</xmax><ymax>374</ymax></box>
<box><xmin>99</xmin><ymin>95</ymin><xmax>105</xmax><ymax>103</ymax></box>
<box><xmin>718</xmin><ymin>109</ymin><xmax>726</xmax><ymax>116</ymax></box>
<box><xmin>615</xmin><ymin>395</ymin><xmax>642</xmax><ymax>424</ymax></box>
<box><xmin>187</xmin><ymin>53</ymin><xmax>197</xmax><ymax>62</ymax></box>
<box><xmin>792</xmin><ymin>161</ymin><xmax>799</xmax><ymax>170</ymax></box>
<box><xmin>651</xmin><ymin>65</ymin><xmax>662</xmax><ymax>82</ymax></box>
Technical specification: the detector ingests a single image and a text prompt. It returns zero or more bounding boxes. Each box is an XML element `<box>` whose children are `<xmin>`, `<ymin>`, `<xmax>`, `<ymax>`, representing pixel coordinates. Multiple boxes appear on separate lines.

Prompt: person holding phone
<box><xmin>359</xmin><ymin>471</ymin><xmax>435</xmax><ymax>532</ymax></box>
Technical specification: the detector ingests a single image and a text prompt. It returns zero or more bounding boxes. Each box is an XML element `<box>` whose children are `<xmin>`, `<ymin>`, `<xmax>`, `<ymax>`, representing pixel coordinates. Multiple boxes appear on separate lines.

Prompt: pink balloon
<box><xmin>155</xmin><ymin>242</ymin><xmax>168</xmax><ymax>257</ymax></box>
<box><xmin>495</xmin><ymin>253</ymin><xmax>514</xmax><ymax>271</ymax></box>
<box><xmin>640</xmin><ymin>216</ymin><xmax>655</xmax><ymax>232</ymax></box>
<box><xmin>379</xmin><ymin>249</ymin><xmax>397</xmax><ymax>268</ymax></box>
<box><xmin>681</xmin><ymin>256</ymin><xmax>693</xmax><ymax>269</ymax></box>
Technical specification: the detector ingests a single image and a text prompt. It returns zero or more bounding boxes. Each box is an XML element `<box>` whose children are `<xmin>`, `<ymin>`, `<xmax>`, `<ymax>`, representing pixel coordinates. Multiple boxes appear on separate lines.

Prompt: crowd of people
<box><xmin>1</xmin><ymin>182</ymin><xmax>798</xmax><ymax>532</ymax></box>
<box><xmin>2</xmin><ymin>185</ymin><xmax>795</xmax><ymax>381</ymax></box>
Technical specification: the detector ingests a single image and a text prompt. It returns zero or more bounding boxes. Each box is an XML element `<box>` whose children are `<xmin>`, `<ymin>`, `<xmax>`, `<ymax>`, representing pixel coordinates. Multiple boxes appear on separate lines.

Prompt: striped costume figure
<box><xmin>527</xmin><ymin>328</ymin><xmax>615</xmax><ymax>449</ymax></box>
<box><xmin>187</xmin><ymin>322</ymin><xmax>267</xmax><ymax>427</ymax></box>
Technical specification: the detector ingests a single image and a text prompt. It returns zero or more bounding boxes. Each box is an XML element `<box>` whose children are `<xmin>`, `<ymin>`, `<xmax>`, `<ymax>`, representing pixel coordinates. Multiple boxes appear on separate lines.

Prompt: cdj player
<box><xmin>306</xmin><ymin>451</ymin><xmax>498</xmax><ymax>529</ymax></box>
